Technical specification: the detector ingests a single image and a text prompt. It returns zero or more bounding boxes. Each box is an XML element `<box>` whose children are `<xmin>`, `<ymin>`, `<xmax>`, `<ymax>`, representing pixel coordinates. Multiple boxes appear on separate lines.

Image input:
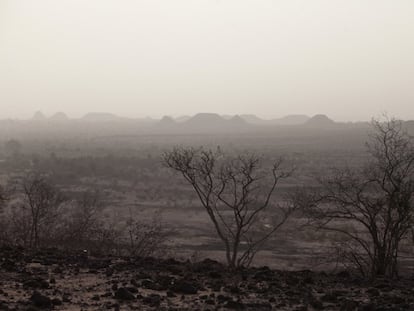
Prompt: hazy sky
<box><xmin>1</xmin><ymin>0</ymin><xmax>413</xmax><ymax>121</ymax></box>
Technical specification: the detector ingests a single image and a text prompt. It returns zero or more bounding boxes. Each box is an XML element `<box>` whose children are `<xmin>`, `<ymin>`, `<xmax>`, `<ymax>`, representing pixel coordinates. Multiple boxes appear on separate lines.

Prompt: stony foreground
<box><xmin>0</xmin><ymin>247</ymin><xmax>413</xmax><ymax>310</ymax></box>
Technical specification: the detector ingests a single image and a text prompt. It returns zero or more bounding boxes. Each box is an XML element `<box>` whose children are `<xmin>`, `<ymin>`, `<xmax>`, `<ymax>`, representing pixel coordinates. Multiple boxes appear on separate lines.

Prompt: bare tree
<box><xmin>22</xmin><ymin>175</ymin><xmax>66</xmax><ymax>249</ymax></box>
<box><xmin>164</xmin><ymin>147</ymin><xmax>294</xmax><ymax>268</ymax></box>
<box><xmin>302</xmin><ymin>118</ymin><xmax>414</xmax><ymax>278</ymax></box>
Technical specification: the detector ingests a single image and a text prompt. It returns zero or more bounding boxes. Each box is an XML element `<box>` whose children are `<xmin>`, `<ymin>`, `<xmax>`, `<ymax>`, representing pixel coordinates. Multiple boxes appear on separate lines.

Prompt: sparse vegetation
<box><xmin>0</xmin><ymin>177</ymin><xmax>169</xmax><ymax>258</ymax></box>
<box><xmin>0</xmin><ymin>116</ymin><xmax>413</xmax><ymax>278</ymax></box>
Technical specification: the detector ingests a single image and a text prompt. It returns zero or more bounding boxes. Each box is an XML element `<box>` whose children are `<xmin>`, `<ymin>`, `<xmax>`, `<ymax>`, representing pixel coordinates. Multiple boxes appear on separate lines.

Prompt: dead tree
<box><xmin>303</xmin><ymin>118</ymin><xmax>414</xmax><ymax>278</ymax></box>
<box><xmin>22</xmin><ymin>175</ymin><xmax>65</xmax><ymax>249</ymax></box>
<box><xmin>164</xmin><ymin>147</ymin><xmax>294</xmax><ymax>268</ymax></box>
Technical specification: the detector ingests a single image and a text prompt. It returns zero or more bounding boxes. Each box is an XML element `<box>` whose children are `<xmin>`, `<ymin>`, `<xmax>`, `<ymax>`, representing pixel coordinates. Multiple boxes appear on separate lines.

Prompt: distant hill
<box><xmin>184</xmin><ymin>113</ymin><xmax>225</xmax><ymax>126</ymax></box>
<box><xmin>274</xmin><ymin>114</ymin><xmax>310</xmax><ymax>125</ymax></box>
<box><xmin>81</xmin><ymin>112</ymin><xmax>120</xmax><ymax>121</ymax></box>
<box><xmin>305</xmin><ymin>114</ymin><xmax>336</xmax><ymax>127</ymax></box>
<box><xmin>50</xmin><ymin>112</ymin><xmax>69</xmax><ymax>121</ymax></box>
<box><xmin>221</xmin><ymin>114</ymin><xmax>234</xmax><ymax>120</ymax></box>
<box><xmin>239</xmin><ymin>114</ymin><xmax>265</xmax><ymax>124</ymax></box>
<box><xmin>175</xmin><ymin>113</ymin><xmax>249</xmax><ymax>132</ymax></box>
<box><xmin>240</xmin><ymin>114</ymin><xmax>310</xmax><ymax>125</ymax></box>
<box><xmin>175</xmin><ymin>115</ymin><xmax>191</xmax><ymax>122</ymax></box>
<box><xmin>32</xmin><ymin>111</ymin><xmax>47</xmax><ymax>121</ymax></box>
<box><xmin>158</xmin><ymin>116</ymin><xmax>176</xmax><ymax>127</ymax></box>
<box><xmin>229</xmin><ymin>115</ymin><xmax>248</xmax><ymax>126</ymax></box>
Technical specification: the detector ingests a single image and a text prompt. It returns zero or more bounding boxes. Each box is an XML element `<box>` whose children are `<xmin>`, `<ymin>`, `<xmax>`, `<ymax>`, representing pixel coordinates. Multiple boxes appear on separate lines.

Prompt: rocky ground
<box><xmin>0</xmin><ymin>247</ymin><xmax>413</xmax><ymax>310</ymax></box>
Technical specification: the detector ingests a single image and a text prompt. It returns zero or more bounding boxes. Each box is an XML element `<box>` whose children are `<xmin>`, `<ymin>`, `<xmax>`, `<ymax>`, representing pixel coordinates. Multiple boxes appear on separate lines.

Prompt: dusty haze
<box><xmin>1</xmin><ymin>0</ymin><xmax>413</xmax><ymax>120</ymax></box>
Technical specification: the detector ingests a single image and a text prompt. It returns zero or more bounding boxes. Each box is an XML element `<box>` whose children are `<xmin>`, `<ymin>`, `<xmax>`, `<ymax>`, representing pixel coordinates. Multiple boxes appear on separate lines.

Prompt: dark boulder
<box><xmin>143</xmin><ymin>294</ymin><xmax>161</xmax><ymax>307</ymax></box>
<box><xmin>224</xmin><ymin>300</ymin><xmax>245</xmax><ymax>309</ymax></box>
<box><xmin>114</xmin><ymin>288</ymin><xmax>135</xmax><ymax>301</ymax></box>
<box><xmin>171</xmin><ymin>280</ymin><xmax>198</xmax><ymax>295</ymax></box>
<box><xmin>30</xmin><ymin>291</ymin><xmax>52</xmax><ymax>308</ymax></box>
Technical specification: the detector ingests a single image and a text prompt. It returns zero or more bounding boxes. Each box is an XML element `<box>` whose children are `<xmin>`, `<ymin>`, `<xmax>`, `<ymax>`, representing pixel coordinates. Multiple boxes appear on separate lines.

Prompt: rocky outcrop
<box><xmin>0</xmin><ymin>246</ymin><xmax>413</xmax><ymax>310</ymax></box>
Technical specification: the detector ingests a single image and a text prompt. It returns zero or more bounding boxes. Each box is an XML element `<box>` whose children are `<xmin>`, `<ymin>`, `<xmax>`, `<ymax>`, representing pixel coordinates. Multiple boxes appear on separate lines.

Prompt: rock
<box><xmin>303</xmin><ymin>275</ymin><xmax>314</xmax><ymax>284</ymax></box>
<box><xmin>359</xmin><ymin>303</ymin><xmax>376</xmax><ymax>311</ymax></box>
<box><xmin>171</xmin><ymin>280</ymin><xmax>198</xmax><ymax>295</ymax></box>
<box><xmin>321</xmin><ymin>290</ymin><xmax>346</xmax><ymax>303</ymax></box>
<box><xmin>226</xmin><ymin>285</ymin><xmax>241</xmax><ymax>294</ymax></box>
<box><xmin>224</xmin><ymin>300</ymin><xmax>245</xmax><ymax>309</ymax></box>
<box><xmin>140</xmin><ymin>279</ymin><xmax>156</xmax><ymax>289</ymax></box>
<box><xmin>52</xmin><ymin>266</ymin><xmax>63</xmax><ymax>274</ymax></box>
<box><xmin>125</xmin><ymin>287</ymin><xmax>138</xmax><ymax>294</ymax></box>
<box><xmin>105</xmin><ymin>268</ymin><xmax>114</xmax><ymax>277</ymax></box>
<box><xmin>253</xmin><ymin>268</ymin><xmax>273</xmax><ymax>281</ymax></box>
<box><xmin>309</xmin><ymin>297</ymin><xmax>324</xmax><ymax>310</ymax></box>
<box><xmin>23</xmin><ymin>278</ymin><xmax>49</xmax><ymax>289</ymax></box>
<box><xmin>210</xmin><ymin>281</ymin><xmax>223</xmax><ymax>292</ymax></box>
<box><xmin>340</xmin><ymin>299</ymin><xmax>358</xmax><ymax>311</ymax></box>
<box><xmin>217</xmin><ymin>295</ymin><xmax>232</xmax><ymax>303</ymax></box>
<box><xmin>337</xmin><ymin>270</ymin><xmax>351</xmax><ymax>278</ymax></box>
<box><xmin>62</xmin><ymin>293</ymin><xmax>71</xmax><ymax>303</ymax></box>
<box><xmin>143</xmin><ymin>294</ymin><xmax>161</xmax><ymax>307</ymax></box>
<box><xmin>114</xmin><ymin>288</ymin><xmax>135</xmax><ymax>301</ymax></box>
<box><xmin>51</xmin><ymin>298</ymin><xmax>62</xmax><ymax>306</ymax></box>
<box><xmin>209</xmin><ymin>271</ymin><xmax>222</xmax><ymax>279</ymax></box>
<box><xmin>101</xmin><ymin>292</ymin><xmax>112</xmax><ymax>298</ymax></box>
<box><xmin>30</xmin><ymin>291</ymin><xmax>52</xmax><ymax>308</ymax></box>
<box><xmin>156</xmin><ymin>275</ymin><xmax>175</xmax><ymax>290</ymax></box>
<box><xmin>245</xmin><ymin>302</ymin><xmax>272</xmax><ymax>310</ymax></box>
<box><xmin>374</xmin><ymin>280</ymin><xmax>393</xmax><ymax>292</ymax></box>
<box><xmin>206</xmin><ymin>299</ymin><xmax>215</xmax><ymax>305</ymax></box>
<box><xmin>193</xmin><ymin>258</ymin><xmax>224</xmax><ymax>273</ymax></box>
<box><xmin>366</xmin><ymin>288</ymin><xmax>380</xmax><ymax>297</ymax></box>
<box><xmin>1</xmin><ymin>259</ymin><xmax>17</xmax><ymax>272</ymax></box>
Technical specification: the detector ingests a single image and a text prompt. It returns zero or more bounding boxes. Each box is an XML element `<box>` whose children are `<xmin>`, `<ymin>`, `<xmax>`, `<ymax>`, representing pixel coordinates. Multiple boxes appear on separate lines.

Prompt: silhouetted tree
<box><xmin>302</xmin><ymin>118</ymin><xmax>414</xmax><ymax>278</ymax></box>
<box><xmin>164</xmin><ymin>147</ymin><xmax>294</xmax><ymax>268</ymax></box>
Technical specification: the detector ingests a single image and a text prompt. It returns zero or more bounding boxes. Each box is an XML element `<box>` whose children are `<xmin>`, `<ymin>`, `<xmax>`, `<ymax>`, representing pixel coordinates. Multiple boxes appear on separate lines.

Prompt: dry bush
<box><xmin>84</xmin><ymin>220</ymin><xmax>123</xmax><ymax>256</ymax></box>
<box><xmin>0</xmin><ymin>178</ymin><xmax>170</xmax><ymax>259</ymax></box>
<box><xmin>54</xmin><ymin>190</ymin><xmax>104</xmax><ymax>250</ymax></box>
<box><xmin>125</xmin><ymin>213</ymin><xmax>170</xmax><ymax>258</ymax></box>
